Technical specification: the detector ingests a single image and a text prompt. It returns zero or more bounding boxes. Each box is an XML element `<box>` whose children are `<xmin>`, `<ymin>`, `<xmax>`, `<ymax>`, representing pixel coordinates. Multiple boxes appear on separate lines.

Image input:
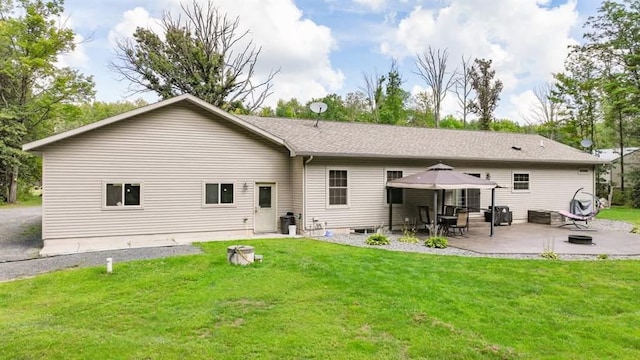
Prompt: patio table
<box><xmin>437</xmin><ymin>215</ymin><xmax>457</xmax><ymax>235</ymax></box>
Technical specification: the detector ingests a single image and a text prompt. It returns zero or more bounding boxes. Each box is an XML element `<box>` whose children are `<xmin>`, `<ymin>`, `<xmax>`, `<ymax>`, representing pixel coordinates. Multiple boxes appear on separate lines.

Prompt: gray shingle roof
<box><xmin>240</xmin><ymin>115</ymin><xmax>606</xmax><ymax>165</ymax></box>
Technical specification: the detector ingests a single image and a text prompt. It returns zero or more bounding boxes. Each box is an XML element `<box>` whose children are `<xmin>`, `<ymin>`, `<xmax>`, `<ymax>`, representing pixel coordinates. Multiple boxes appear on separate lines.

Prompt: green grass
<box><xmin>0</xmin><ymin>194</ymin><xmax>42</xmax><ymax>208</ymax></box>
<box><xmin>1</xmin><ymin>239</ymin><xmax>639</xmax><ymax>359</ymax></box>
<box><xmin>598</xmin><ymin>206</ymin><xmax>640</xmax><ymax>224</ymax></box>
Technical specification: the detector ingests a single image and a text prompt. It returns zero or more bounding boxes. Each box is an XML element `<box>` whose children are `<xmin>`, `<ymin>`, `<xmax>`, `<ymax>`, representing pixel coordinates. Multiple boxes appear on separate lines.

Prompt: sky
<box><xmin>58</xmin><ymin>0</ymin><xmax>604</xmax><ymax>123</ymax></box>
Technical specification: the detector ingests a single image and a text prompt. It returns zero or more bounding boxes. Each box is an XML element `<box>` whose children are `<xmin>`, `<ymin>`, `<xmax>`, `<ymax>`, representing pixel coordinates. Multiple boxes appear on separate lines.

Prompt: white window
<box><xmin>513</xmin><ymin>173</ymin><xmax>530</xmax><ymax>191</ymax></box>
<box><xmin>204</xmin><ymin>182</ymin><xmax>235</xmax><ymax>205</ymax></box>
<box><xmin>328</xmin><ymin>169</ymin><xmax>348</xmax><ymax>206</ymax></box>
<box><xmin>105</xmin><ymin>182</ymin><xmax>142</xmax><ymax>208</ymax></box>
<box><xmin>386</xmin><ymin>170</ymin><xmax>404</xmax><ymax>205</ymax></box>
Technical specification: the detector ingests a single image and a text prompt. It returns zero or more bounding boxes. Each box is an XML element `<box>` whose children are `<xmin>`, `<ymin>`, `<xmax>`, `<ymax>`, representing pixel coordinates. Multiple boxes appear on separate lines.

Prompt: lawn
<box><xmin>598</xmin><ymin>206</ymin><xmax>640</xmax><ymax>224</ymax></box>
<box><xmin>1</xmin><ymin>239</ymin><xmax>639</xmax><ymax>359</ymax></box>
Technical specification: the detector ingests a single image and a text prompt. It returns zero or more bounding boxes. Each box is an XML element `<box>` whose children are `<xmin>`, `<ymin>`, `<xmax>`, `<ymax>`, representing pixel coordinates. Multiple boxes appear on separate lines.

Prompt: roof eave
<box><xmin>293</xmin><ymin>151</ymin><xmax>608</xmax><ymax>165</ymax></box>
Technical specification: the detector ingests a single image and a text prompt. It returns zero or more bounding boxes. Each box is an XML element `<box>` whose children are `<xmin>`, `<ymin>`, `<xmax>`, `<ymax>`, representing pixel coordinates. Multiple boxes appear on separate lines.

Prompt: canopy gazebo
<box><xmin>386</xmin><ymin>163</ymin><xmax>500</xmax><ymax>236</ymax></box>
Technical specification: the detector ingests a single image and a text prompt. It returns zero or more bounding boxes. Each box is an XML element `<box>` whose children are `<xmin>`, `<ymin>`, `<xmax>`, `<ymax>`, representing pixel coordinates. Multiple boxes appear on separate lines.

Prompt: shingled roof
<box><xmin>240</xmin><ymin>115</ymin><xmax>605</xmax><ymax>165</ymax></box>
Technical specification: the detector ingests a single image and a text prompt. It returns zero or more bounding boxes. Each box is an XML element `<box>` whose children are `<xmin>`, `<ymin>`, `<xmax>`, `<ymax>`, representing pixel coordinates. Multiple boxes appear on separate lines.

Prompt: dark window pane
<box><xmin>124</xmin><ymin>183</ymin><xmax>141</xmax><ymax>206</ymax></box>
<box><xmin>259</xmin><ymin>186</ymin><xmax>272</xmax><ymax>208</ymax></box>
<box><xmin>387</xmin><ymin>171</ymin><xmax>403</xmax><ymax>204</ymax></box>
<box><xmin>106</xmin><ymin>184</ymin><xmax>122</xmax><ymax>206</ymax></box>
<box><xmin>514</xmin><ymin>173</ymin><xmax>529</xmax><ymax>190</ymax></box>
<box><xmin>220</xmin><ymin>183</ymin><xmax>234</xmax><ymax>204</ymax></box>
<box><xmin>205</xmin><ymin>184</ymin><xmax>219</xmax><ymax>204</ymax></box>
<box><xmin>329</xmin><ymin>188</ymin><xmax>347</xmax><ymax>205</ymax></box>
<box><xmin>330</xmin><ymin>170</ymin><xmax>347</xmax><ymax>187</ymax></box>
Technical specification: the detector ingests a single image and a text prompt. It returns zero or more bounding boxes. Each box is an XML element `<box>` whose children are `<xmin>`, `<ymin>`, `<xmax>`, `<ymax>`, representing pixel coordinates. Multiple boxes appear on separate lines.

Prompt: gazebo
<box><xmin>386</xmin><ymin>163</ymin><xmax>500</xmax><ymax>236</ymax></box>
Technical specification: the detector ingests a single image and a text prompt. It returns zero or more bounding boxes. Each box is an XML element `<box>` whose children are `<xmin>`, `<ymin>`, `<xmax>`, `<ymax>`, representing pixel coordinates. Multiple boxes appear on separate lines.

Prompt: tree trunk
<box><xmin>618</xmin><ymin>109</ymin><xmax>625</xmax><ymax>193</ymax></box>
<box><xmin>8</xmin><ymin>166</ymin><xmax>18</xmax><ymax>203</ymax></box>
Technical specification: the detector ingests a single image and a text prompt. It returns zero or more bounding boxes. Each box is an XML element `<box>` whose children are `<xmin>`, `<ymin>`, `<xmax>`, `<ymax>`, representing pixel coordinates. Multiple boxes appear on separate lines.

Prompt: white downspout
<box><xmin>303</xmin><ymin>156</ymin><xmax>314</xmax><ymax>234</ymax></box>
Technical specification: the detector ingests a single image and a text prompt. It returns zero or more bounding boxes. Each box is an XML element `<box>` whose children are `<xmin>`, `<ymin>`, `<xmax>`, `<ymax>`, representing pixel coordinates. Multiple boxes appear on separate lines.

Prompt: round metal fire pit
<box><xmin>568</xmin><ymin>235</ymin><xmax>593</xmax><ymax>245</ymax></box>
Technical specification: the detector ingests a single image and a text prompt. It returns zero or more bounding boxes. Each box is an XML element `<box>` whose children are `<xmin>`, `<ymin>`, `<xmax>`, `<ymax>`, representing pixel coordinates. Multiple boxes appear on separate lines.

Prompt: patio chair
<box><xmin>444</xmin><ymin>205</ymin><xmax>456</xmax><ymax>216</ymax></box>
<box><xmin>448</xmin><ymin>209</ymin><xmax>469</xmax><ymax>236</ymax></box>
<box><xmin>557</xmin><ymin>188</ymin><xmax>601</xmax><ymax>230</ymax></box>
<box><xmin>417</xmin><ymin>206</ymin><xmax>431</xmax><ymax>233</ymax></box>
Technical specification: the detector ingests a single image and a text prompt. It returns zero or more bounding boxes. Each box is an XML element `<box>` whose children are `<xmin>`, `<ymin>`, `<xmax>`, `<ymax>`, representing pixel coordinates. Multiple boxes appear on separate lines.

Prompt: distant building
<box><xmin>596</xmin><ymin>147</ymin><xmax>640</xmax><ymax>189</ymax></box>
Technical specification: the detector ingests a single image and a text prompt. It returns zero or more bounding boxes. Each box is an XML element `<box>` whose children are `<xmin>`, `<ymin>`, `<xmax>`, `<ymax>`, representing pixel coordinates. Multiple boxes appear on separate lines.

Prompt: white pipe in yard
<box><xmin>106</xmin><ymin>258</ymin><xmax>113</xmax><ymax>273</ymax></box>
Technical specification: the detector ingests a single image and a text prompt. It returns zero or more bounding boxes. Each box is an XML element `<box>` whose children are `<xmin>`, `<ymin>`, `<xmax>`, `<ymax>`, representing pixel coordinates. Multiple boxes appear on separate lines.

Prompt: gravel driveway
<box><xmin>0</xmin><ymin>206</ymin><xmax>202</xmax><ymax>282</ymax></box>
<box><xmin>0</xmin><ymin>206</ymin><xmax>43</xmax><ymax>262</ymax></box>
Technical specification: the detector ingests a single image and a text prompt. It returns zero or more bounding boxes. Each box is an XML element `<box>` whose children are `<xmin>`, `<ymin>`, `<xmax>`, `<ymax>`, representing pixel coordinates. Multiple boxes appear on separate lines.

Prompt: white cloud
<box><xmin>108</xmin><ymin>0</ymin><xmax>343</xmax><ymax>108</ymax></box>
<box><xmin>379</xmin><ymin>0</ymin><xmax>580</xmax><ymax>122</ymax></box>
<box><xmin>108</xmin><ymin>7</ymin><xmax>162</xmax><ymax>47</ymax></box>
<box><xmin>56</xmin><ymin>33</ymin><xmax>89</xmax><ymax>69</ymax></box>
<box><xmin>353</xmin><ymin>0</ymin><xmax>387</xmax><ymax>11</ymax></box>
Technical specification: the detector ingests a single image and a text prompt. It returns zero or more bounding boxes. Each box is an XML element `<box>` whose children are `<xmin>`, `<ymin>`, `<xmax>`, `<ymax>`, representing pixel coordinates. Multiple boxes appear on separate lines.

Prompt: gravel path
<box><xmin>0</xmin><ymin>245</ymin><xmax>202</xmax><ymax>282</ymax></box>
<box><xmin>0</xmin><ymin>206</ymin><xmax>43</xmax><ymax>262</ymax></box>
<box><xmin>317</xmin><ymin>218</ymin><xmax>640</xmax><ymax>261</ymax></box>
<box><xmin>0</xmin><ymin>207</ymin><xmax>636</xmax><ymax>282</ymax></box>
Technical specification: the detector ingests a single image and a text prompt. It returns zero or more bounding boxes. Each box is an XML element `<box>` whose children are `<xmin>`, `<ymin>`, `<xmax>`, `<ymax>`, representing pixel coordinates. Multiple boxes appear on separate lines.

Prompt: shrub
<box><xmin>425</xmin><ymin>236</ymin><xmax>448</xmax><ymax>249</ymax></box>
<box><xmin>611</xmin><ymin>188</ymin><xmax>629</xmax><ymax>206</ymax></box>
<box><xmin>541</xmin><ymin>251</ymin><xmax>559</xmax><ymax>260</ymax></box>
<box><xmin>365</xmin><ymin>233</ymin><xmax>390</xmax><ymax>245</ymax></box>
<box><xmin>541</xmin><ymin>237</ymin><xmax>558</xmax><ymax>260</ymax></box>
<box><xmin>398</xmin><ymin>227</ymin><xmax>419</xmax><ymax>244</ymax></box>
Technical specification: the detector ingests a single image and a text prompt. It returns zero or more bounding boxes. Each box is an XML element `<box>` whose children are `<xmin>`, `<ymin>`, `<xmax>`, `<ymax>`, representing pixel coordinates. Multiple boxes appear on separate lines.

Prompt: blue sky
<box><xmin>59</xmin><ymin>0</ymin><xmax>603</xmax><ymax>122</ymax></box>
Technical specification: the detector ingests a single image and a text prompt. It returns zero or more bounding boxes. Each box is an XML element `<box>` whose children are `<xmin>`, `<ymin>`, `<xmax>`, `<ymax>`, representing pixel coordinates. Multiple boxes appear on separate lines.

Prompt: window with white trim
<box><xmin>386</xmin><ymin>170</ymin><xmax>404</xmax><ymax>204</ymax></box>
<box><xmin>328</xmin><ymin>170</ymin><xmax>348</xmax><ymax>206</ymax></box>
<box><xmin>204</xmin><ymin>183</ymin><xmax>234</xmax><ymax>205</ymax></box>
<box><xmin>513</xmin><ymin>173</ymin><xmax>530</xmax><ymax>191</ymax></box>
<box><xmin>105</xmin><ymin>183</ymin><xmax>141</xmax><ymax>207</ymax></box>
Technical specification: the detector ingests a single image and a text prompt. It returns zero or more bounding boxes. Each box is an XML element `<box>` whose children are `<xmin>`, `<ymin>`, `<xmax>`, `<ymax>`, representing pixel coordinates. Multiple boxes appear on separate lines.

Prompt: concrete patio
<box><xmin>446</xmin><ymin>221</ymin><xmax>640</xmax><ymax>256</ymax></box>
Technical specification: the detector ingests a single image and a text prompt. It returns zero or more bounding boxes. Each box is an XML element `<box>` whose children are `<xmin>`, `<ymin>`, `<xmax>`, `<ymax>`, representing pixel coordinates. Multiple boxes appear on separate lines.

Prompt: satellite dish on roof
<box><xmin>580</xmin><ymin>138</ymin><xmax>593</xmax><ymax>149</ymax></box>
<box><xmin>309</xmin><ymin>101</ymin><xmax>327</xmax><ymax>127</ymax></box>
<box><xmin>309</xmin><ymin>102</ymin><xmax>327</xmax><ymax>115</ymax></box>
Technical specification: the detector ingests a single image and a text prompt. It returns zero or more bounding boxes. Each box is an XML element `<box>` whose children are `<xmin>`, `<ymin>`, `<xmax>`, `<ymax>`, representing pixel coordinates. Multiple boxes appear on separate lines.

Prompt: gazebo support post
<box><xmin>387</xmin><ymin>186</ymin><xmax>392</xmax><ymax>231</ymax></box>
<box><xmin>433</xmin><ymin>191</ymin><xmax>438</xmax><ymax>234</ymax></box>
<box><xmin>490</xmin><ymin>188</ymin><xmax>496</xmax><ymax>237</ymax></box>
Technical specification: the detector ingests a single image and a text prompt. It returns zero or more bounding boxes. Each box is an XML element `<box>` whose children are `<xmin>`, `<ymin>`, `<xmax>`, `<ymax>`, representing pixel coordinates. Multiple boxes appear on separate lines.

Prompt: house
<box><xmin>23</xmin><ymin>94</ymin><xmax>606</xmax><ymax>255</ymax></box>
<box><xmin>596</xmin><ymin>147</ymin><xmax>640</xmax><ymax>189</ymax></box>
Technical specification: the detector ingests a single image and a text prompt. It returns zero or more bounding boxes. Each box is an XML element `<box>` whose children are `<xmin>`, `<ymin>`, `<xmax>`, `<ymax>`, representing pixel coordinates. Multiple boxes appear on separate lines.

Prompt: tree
<box><xmin>552</xmin><ymin>50</ymin><xmax>600</xmax><ymax>148</ymax></box>
<box><xmin>468</xmin><ymin>58</ymin><xmax>503</xmax><ymax>130</ymax></box>
<box><xmin>0</xmin><ymin>0</ymin><xmax>94</xmax><ymax>203</ymax></box>
<box><xmin>582</xmin><ymin>0</ymin><xmax>640</xmax><ymax>192</ymax></box>
<box><xmin>527</xmin><ymin>83</ymin><xmax>562</xmax><ymax>140</ymax></box>
<box><xmin>111</xmin><ymin>0</ymin><xmax>277</xmax><ymax>113</ymax></box>
<box><xmin>414</xmin><ymin>47</ymin><xmax>457</xmax><ymax>128</ymax></box>
<box><xmin>360</xmin><ymin>71</ymin><xmax>385</xmax><ymax>123</ymax></box>
<box><xmin>454</xmin><ymin>55</ymin><xmax>474</xmax><ymax>126</ymax></box>
<box><xmin>379</xmin><ymin>59</ymin><xmax>409</xmax><ymax>125</ymax></box>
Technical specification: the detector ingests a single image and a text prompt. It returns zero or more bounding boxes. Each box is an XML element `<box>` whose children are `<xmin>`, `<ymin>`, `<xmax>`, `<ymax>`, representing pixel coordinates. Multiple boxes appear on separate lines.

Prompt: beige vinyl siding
<box><xmin>304</xmin><ymin>158</ymin><xmax>594</xmax><ymax>230</ymax></box>
<box><xmin>40</xmin><ymin>102</ymin><xmax>292</xmax><ymax>240</ymax></box>
<box><xmin>291</xmin><ymin>156</ymin><xmax>304</xmax><ymax>225</ymax></box>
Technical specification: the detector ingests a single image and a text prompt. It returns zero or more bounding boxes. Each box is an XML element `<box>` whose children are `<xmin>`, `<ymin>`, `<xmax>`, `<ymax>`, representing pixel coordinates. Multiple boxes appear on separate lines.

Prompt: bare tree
<box><xmin>360</xmin><ymin>71</ymin><xmax>385</xmax><ymax>123</ymax></box>
<box><xmin>414</xmin><ymin>47</ymin><xmax>457</xmax><ymax>128</ymax></box>
<box><xmin>528</xmin><ymin>83</ymin><xmax>561</xmax><ymax>140</ymax></box>
<box><xmin>110</xmin><ymin>0</ymin><xmax>277</xmax><ymax>112</ymax></box>
<box><xmin>454</xmin><ymin>55</ymin><xmax>474</xmax><ymax>126</ymax></box>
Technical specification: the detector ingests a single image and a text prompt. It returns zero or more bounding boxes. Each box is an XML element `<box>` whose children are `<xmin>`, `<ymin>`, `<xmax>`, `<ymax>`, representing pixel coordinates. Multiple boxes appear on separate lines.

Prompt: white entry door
<box><xmin>255</xmin><ymin>183</ymin><xmax>277</xmax><ymax>233</ymax></box>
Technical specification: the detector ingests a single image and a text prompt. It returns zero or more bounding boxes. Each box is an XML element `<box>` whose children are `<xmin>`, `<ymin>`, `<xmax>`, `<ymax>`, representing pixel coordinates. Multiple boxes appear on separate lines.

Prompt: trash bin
<box><xmin>484</xmin><ymin>206</ymin><xmax>512</xmax><ymax>226</ymax></box>
<box><xmin>280</xmin><ymin>212</ymin><xmax>296</xmax><ymax>234</ymax></box>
